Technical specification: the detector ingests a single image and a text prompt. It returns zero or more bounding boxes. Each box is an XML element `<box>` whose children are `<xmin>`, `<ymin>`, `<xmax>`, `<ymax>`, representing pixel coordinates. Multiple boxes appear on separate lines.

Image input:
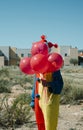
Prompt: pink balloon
<box><xmin>30</xmin><ymin>54</ymin><xmax>49</xmax><ymax>73</ymax></box>
<box><xmin>19</xmin><ymin>57</ymin><xmax>34</xmax><ymax>75</ymax></box>
<box><xmin>48</xmin><ymin>53</ymin><xmax>63</xmax><ymax>70</ymax></box>
<box><xmin>31</xmin><ymin>42</ymin><xmax>48</xmax><ymax>56</ymax></box>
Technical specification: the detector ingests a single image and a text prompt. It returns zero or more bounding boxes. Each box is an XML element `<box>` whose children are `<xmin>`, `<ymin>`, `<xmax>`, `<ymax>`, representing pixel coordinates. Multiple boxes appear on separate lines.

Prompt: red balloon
<box><xmin>19</xmin><ymin>57</ymin><xmax>34</xmax><ymax>75</ymax></box>
<box><xmin>30</xmin><ymin>54</ymin><xmax>49</xmax><ymax>73</ymax></box>
<box><xmin>48</xmin><ymin>53</ymin><xmax>63</xmax><ymax>70</ymax></box>
<box><xmin>46</xmin><ymin>62</ymin><xmax>56</xmax><ymax>73</ymax></box>
<box><xmin>31</xmin><ymin>41</ymin><xmax>48</xmax><ymax>56</ymax></box>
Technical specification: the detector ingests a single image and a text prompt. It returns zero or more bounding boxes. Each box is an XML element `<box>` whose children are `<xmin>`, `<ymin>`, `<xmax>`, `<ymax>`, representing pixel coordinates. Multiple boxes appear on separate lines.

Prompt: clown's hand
<box><xmin>41</xmin><ymin>79</ymin><xmax>48</xmax><ymax>87</ymax></box>
<box><xmin>30</xmin><ymin>101</ymin><xmax>35</xmax><ymax>111</ymax></box>
<box><xmin>36</xmin><ymin>78</ymin><xmax>41</xmax><ymax>82</ymax></box>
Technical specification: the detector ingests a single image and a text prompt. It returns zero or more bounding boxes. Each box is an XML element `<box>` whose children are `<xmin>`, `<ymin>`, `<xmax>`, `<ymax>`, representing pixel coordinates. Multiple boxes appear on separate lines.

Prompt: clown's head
<box><xmin>40</xmin><ymin>35</ymin><xmax>58</xmax><ymax>53</ymax></box>
<box><xmin>31</xmin><ymin>35</ymin><xmax>58</xmax><ymax>56</ymax></box>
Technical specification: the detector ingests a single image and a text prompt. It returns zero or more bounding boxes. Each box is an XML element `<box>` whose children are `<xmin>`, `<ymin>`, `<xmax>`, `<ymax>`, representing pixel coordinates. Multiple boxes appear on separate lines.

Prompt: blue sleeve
<box><xmin>30</xmin><ymin>75</ymin><xmax>36</xmax><ymax>108</ymax></box>
<box><xmin>31</xmin><ymin>84</ymin><xmax>35</xmax><ymax>101</ymax></box>
<box><xmin>48</xmin><ymin>70</ymin><xmax>64</xmax><ymax>94</ymax></box>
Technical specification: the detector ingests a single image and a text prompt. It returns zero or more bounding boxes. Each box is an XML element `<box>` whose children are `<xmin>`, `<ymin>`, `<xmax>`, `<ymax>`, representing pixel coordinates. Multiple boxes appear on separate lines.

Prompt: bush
<box><xmin>0</xmin><ymin>67</ymin><xmax>34</xmax><ymax>129</ymax></box>
<box><xmin>60</xmin><ymin>78</ymin><xmax>83</xmax><ymax>104</ymax></box>
<box><xmin>14</xmin><ymin>75</ymin><xmax>33</xmax><ymax>86</ymax></box>
<box><xmin>0</xmin><ymin>68</ymin><xmax>9</xmax><ymax>78</ymax></box>
<box><xmin>70</xmin><ymin>58</ymin><xmax>78</xmax><ymax>66</ymax></box>
<box><xmin>60</xmin><ymin>78</ymin><xmax>73</xmax><ymax>104</ymax></box>
<box><xmin>0</xmin><ymin>80</ymin><xmax>11</xmax><ymax>93</ymax></box>
<box><xmin>72</xmin><ymin>87</ymin><xmax>83</xmax><ymax>100</ymax></box>
<box><xmin>0</xmin><ymin>93</ymin><xmax>32</xmax><ymax>129</ymax></box>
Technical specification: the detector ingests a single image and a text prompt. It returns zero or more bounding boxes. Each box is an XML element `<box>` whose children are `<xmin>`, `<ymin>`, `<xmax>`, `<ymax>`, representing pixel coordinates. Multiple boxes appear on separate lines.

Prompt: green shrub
<box><xmin>12</xmin><ymin>75</ymin><xmax>33</xmax><ymax>87</ymax></box>
<box><xmin>0</xmin><ymin>93</ymin><xmax>32</xmax><ymax>129</ymax></box>
<box><xmin>0</xmin><ymin>68</ymin><xmax>9</xmax><ymax>78</ymax></box>
<box><xmin>0</xmin><ymin>80</ymin><xmax>11</xmax><ymax>93</ymax></box>
<box><xmin>60</xmin><ymin>78</ymin><xmax>73</xmax><ymax>104</ymax></box>
<box><xmin>60</xmin><ymin>78</ymin><xmax>83</xmax><ymax>104</ymax></box>
<box><xmin>72</xmin><ymin>87</ymin><xmax>83</xmax><ymax>100</ymax></box>
<box><xmin>70</xmin><ymin>58</ymin><xmax>78</xmax><ymax>66</ymax></box>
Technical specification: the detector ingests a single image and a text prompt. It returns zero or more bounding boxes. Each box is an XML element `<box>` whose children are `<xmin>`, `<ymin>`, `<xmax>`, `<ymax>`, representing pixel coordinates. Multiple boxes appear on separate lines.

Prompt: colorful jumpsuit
<box><xmin>30</xmin><ymin>70</ymin><xmax>64</xmax><ymax>130</ymax></box>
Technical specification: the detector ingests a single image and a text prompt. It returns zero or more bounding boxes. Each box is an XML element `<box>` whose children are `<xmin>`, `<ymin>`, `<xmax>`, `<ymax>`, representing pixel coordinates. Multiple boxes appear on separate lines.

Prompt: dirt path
<box><xmin>58</xmin><ymin>104</ymin><xmax>83</xmax><ymax>130</ymax></box>
<box><xmin>13</xmin><ymin>104</ymin><xmax>83</xmax><ymax>130</ymax></box>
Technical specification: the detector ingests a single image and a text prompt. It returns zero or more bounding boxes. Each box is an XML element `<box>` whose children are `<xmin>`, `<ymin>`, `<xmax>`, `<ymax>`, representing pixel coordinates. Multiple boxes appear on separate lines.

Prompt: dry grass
<box><xmin>0</xmin><ymin>65</ymin><xmax>83</xmax><ymax>130</ymax></box>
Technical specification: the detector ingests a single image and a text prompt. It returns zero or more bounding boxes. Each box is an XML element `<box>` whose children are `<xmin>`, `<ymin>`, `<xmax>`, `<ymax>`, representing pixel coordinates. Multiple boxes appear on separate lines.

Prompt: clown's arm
<box><xmin>30</xmin><ymin>75</ymin><xmax>36</xmax><ymax>109</ymax></box>
<box><xmin>42</xmin><ymin>70</ymin><xmax>64</xmax><ymax>94</ymax></box>
<box><xmin>30</xmin><ymin>75</ymin><xmax>41</xmax><ymax>109</ymax></box>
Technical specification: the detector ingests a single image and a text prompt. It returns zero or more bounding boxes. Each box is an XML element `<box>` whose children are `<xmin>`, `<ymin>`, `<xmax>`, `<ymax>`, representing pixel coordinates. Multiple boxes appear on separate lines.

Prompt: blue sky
<box><xmin>0</xmin><ymin>0</ymin><xmax>83</xmax><ymax>50</ymax></box>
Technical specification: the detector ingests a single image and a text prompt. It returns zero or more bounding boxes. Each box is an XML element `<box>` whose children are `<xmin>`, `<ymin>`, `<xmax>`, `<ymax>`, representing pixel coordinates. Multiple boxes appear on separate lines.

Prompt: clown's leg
<box><xmin>44</xmin><ymin>94</ymin><xmax>60</xmax><ymax>130</ymax></box>
<box><xmin>35</xmin><ymin>98</ymin><xmax>45</xmax><ymax>130</ymax></box>
<box><xmin>37</xmin><ymin>124</ymin><xmax>45</xmax><ymax>130</ymax></box>
<box><xmin>39</xmin><ymin>86</ymin><xmax>60</xmax><ymax>130</ymax></box>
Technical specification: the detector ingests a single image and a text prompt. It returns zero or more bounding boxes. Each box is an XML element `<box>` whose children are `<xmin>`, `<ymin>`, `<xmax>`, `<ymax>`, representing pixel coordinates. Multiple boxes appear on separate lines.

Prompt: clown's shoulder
<box><xmin>46</xmin><ymin>70</ymin><xmax>64</xmax><ymax>94</ymax></box>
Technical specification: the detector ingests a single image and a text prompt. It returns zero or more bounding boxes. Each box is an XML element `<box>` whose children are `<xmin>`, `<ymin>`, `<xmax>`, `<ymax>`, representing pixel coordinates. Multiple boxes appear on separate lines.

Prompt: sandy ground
<box><xmin>14</xmin><ymin>85</ymin><xmax>83</xmax><ymax>130</ymax></box>
<box><xmin>8</xmin><ymin>103</ymin><xmax>83</xmax><ymax>130</ymax></box>
<box><xmin>58</xmin><ymin>104</ymin><xmax>83</xmax><ymax>130</ymax></box>
<box><xmin>0</xmin><ymin>85</ymin><xmax>83</xmax><ymax>130</ymax></box>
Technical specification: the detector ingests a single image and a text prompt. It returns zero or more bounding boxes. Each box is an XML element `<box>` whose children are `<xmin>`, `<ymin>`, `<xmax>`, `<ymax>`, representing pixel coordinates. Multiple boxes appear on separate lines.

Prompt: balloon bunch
<box><xmin>19</xmin><ymin>35</ymin><xmax>63</xmax><ymax>74</ymax></box>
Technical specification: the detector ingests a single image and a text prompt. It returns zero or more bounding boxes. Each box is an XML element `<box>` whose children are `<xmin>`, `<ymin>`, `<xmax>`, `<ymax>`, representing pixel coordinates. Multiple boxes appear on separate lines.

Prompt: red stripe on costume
<box><xmin>34</xmin><ymin>74</ymin><xmax>45</xmax><ymax>130</ymax></box>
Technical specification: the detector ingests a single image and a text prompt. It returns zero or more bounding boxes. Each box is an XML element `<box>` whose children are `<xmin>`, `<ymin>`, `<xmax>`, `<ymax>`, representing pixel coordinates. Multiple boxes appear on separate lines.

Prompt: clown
<box><xmin>30</xmin><ymin>35</ymin><xmax>64</xmax><ymax>130</ymax></box>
